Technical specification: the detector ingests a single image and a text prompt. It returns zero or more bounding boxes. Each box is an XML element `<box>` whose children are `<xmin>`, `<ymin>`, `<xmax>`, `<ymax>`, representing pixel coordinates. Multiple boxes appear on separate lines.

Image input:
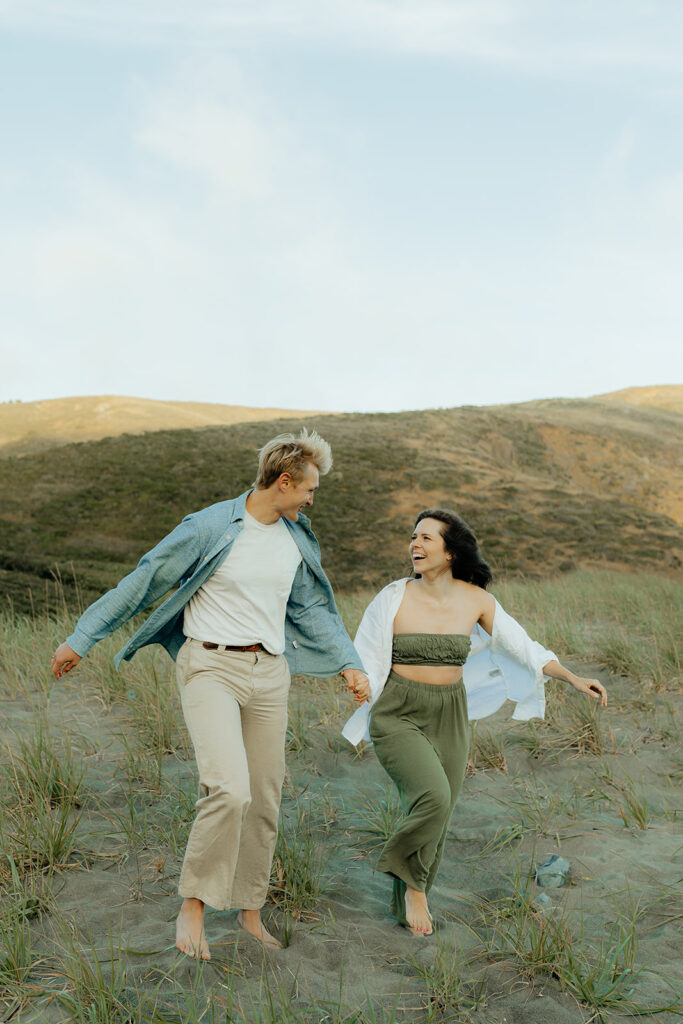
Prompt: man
<box><xmin>51</xmin><ymin>428</ymin><xmax>370</xmax><ymax>959</ymax></box>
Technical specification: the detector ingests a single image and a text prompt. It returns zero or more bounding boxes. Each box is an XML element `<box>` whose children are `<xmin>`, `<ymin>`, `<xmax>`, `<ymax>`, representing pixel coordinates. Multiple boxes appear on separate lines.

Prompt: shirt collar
<box><xmin>229</xmin><ymin>489</ymin><xmax>252</xmax><ymax>524</ymax></box>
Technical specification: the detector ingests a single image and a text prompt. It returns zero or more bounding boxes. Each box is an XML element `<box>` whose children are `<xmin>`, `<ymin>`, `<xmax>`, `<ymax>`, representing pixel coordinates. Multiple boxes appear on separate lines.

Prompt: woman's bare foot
<box><xmin>175</xmin><ymin>898</ymin><xmax>210</xmax><ymax>960</ymax></box>
<box><xmin>237</xmin><ymin>909</ymin><xmax>283</xmax><ymax>949</ymax></box>
<box><xmin>405</xmin><ymin>887</ymin><xmax>433</xmax><ymax>937</ymax></box>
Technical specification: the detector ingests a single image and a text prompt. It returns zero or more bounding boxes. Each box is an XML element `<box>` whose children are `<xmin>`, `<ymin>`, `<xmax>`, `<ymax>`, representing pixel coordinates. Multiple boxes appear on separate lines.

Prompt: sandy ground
<box><xmin>2</xmin><ymin>660</ymin><xmax>681</xmax><ymax>1024</ymax></box>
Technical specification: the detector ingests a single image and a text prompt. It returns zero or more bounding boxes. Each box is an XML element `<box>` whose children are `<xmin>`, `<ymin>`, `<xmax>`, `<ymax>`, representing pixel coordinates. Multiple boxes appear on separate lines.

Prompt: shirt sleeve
<box><xmin>66</xmin><ymin>514</ymin><xmax>204</xmax><ymax>657</ymax></box>
<box><xmin>285</xmin><ymin>560</ymin><xmax>364</xmax><ymax>674</ymax></box>
<box><xmin>491</xmin><ymin>601</ymin><xmax>557</xmax><ymax>721</ymax></box>
<box><xmin>342</xmin><ymin>586</ymin><xmax>394</xmax><ymax>745</ymax></box>
<box><xmin>353</xmin><ymin>590</ymin><xmax>391</xmax><ymax>700</ymax></box>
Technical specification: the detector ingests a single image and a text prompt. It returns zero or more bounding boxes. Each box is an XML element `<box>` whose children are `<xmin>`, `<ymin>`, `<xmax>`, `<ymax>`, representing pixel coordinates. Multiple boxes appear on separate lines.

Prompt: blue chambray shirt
<box><xmin>66</xmin><ymin>489</ymin><xmax>363</xmax><ymax>677</ymax></box>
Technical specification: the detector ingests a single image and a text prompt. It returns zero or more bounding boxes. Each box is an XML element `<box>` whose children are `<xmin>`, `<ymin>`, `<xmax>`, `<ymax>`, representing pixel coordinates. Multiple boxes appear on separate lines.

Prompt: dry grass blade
<box><xmin>517</xmin><ymin>692</ymin><xmax>611</xmax><ymax>762</ymax></box>
<box><xmin>488</xmin><ymin>778</ymin><xmax>580</xmax><ymax>837</ymax></box>
<box><xmin>560</xmin><ymin>698</ymin><xmax>610</xmax><ymax>756</ymax></box>
<box><xmin>0</xmin><ymin>911</ymin><xmax>35</xmax><ymax>1012</ymax></box>
<box><xmin>473</xmin><ymin>823</ymin><xmax>526</xmax><ymax>859</ymax></box>
<box><xmin>468</xmin><ymin>726</ymin><xmax>507</xmax><ymax>774</ymax></box>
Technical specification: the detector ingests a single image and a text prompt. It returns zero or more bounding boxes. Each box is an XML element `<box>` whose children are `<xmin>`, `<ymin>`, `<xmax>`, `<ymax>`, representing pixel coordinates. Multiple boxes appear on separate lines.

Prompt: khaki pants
<box><xmin>175</xmin><ymin>638</ymin><xmax>291</xmax><ymax>911</ymax></box>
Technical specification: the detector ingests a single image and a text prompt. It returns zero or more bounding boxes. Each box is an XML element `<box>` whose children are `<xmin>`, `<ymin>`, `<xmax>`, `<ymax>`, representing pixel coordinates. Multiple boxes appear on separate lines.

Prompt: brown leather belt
<box><xmin>202</xmin><ymin>641</ymin><xmax>265</xmax><ymax>653</ymax></box>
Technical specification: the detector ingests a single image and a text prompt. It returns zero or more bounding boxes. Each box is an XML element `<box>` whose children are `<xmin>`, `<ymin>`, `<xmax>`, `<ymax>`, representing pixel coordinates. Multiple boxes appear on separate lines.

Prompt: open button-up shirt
<box><xmin>342</xmin><ymin>578</ymin><xmax>557</xmax><ymax>745</ymax></box>
<box><xmin>66</xmin><ymin>489</ymin><xmax>363</xmax><ymax>678</ymax></box>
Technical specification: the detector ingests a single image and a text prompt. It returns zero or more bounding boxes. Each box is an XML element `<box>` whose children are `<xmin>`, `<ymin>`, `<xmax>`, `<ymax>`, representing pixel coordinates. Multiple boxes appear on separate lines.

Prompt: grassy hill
<box><xmin>2</xmin><ymin>386</ymin><xmax>679</xmax><ymax>458</ymax></box>
<box><xmin>1</xmin><ymin>396</ymin><xmax>681</xmax><ymax>615</ymax></box>
<box><xmin>0</xmin><ymin>395</ymin><xmax>327</xmax><ymax>456</ymax></box>
<box><xmin>596</xmin><ymin>384</ymin><xmax>683</xmax><ymax>414</ymax></box>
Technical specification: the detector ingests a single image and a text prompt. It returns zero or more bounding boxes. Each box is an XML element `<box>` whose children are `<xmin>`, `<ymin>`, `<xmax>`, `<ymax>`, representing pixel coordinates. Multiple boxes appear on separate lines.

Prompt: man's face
<box><xmin>278</xmin><ymin>462</ymin><xmax>320</xmax><ymax>521</ymax></box>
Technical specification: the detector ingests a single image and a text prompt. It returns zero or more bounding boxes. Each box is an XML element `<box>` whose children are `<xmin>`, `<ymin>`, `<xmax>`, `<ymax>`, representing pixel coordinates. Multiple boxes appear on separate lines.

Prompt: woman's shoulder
<box><xmin>452</xmin><ymin>581</ymin><xmax>496</xmax><ymax>628</ymax></box>
<box><xmin>453</xmin><ymin>579</ymin><xmax>494</xmax><ymax>603</ymax></box>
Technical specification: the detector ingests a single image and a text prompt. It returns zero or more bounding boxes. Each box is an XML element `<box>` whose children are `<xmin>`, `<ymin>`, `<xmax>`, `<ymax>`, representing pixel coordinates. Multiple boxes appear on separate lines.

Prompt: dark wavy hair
<box><xmin>414</xmin><ymin>509</ymin><xmax>493</xmax><ymax>589</ymax></box>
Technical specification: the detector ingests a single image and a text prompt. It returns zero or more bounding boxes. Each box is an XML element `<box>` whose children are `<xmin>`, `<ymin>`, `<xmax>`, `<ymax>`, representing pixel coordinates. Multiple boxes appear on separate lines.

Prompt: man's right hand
<box><xmin>51</xmin><ymin>642</ymin><xmax>81</xmax><ymax>679</ymax></box>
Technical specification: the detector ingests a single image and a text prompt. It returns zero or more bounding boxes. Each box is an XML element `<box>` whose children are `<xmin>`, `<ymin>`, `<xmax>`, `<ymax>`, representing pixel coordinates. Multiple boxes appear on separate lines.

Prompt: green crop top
<box><xmin>392</xmin><ymin>633</ymin><xmax>471</xmax><ymax>667</ymax></box>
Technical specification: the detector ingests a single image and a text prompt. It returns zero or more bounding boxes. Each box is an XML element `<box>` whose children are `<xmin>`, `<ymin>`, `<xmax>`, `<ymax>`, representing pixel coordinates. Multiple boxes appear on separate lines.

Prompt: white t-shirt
<box><xmin>183</xmin><ymin>509</ymin><xmax>302</xmax><ymax>654</ymax></box>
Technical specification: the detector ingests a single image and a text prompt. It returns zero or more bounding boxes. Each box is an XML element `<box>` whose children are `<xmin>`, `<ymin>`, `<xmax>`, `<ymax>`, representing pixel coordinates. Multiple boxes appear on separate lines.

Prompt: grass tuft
<box><xmin>5</xmin><ymin>722</ymin><xmax>86</xmax><ymax>809</ymax></box>
<box><xmin>412</xmin><ymin>941</ymin><xmax>486</xmax><ymax>1022</ymax></box>
<box><xmin>479</xmin><ymin>889</ymin><xmax>570</xmax><ymax>981</ymax></box>
<box><xmin>468</xmin><ymin>726</ymin><xmax>507</xmax><ymax>774</ymax></box>
<box><xmin>347</xmin><ymin>783</ymin><xmax>404</xmax><ymax>854</ymax></box>
<box><xmin>53</xmin><ymin>926</ymin><xmax>135</xmax><ymax>1024</ymax></box>
<box><xmin>594</xmin><ymin>767</ymin><xmax>651</xmax><ymax>830</ymax></box>
<box><xmin>286</xmin><ymin>695</ymin><xmax>321</xmax><ymax>754</ymax></box>
<box><xmin>0</xmin><ymin>911</ymin><xmax>34</xmax><ymax>1013</ymax></box>
<box><xmin>269</xmin><ymin>805</ymin><xmax>333</xmax><ymax>922</ymax></box>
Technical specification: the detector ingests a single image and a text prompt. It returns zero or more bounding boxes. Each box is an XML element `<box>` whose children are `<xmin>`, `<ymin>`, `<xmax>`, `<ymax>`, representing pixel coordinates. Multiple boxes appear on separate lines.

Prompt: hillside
<box><xmin>1</xmin><ymin>397</ymin><xmax>681</xmax><ymax>615</ymax></box>
<box><xmin>2</xmin><ymin>387</ymin><xmax>680</xmax><ymax>458</ymax></box>
<box><xmin>595</xmin><ymin>384</ymin><xmax>683</xmax><ymax>414</ymax></box>
<box><xmin>0</xmin><ymin>395</ymin><xmax>327</xmax><ymax>456</ymax></box>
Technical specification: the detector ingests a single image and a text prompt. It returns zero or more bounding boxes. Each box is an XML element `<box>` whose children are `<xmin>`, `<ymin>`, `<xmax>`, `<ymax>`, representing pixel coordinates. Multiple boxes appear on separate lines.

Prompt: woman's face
<box><xmin>409</xmin><ymin>518</ymin><xmax>451</xmax><ymax>575</ymax></box>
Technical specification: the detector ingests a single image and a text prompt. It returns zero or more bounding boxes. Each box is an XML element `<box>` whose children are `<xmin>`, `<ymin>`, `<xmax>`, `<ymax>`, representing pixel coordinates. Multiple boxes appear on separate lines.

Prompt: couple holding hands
<box><xmin>51</xmin><ymin>428</ymin><xmax>606</xmax><ymax>958</ymax></box>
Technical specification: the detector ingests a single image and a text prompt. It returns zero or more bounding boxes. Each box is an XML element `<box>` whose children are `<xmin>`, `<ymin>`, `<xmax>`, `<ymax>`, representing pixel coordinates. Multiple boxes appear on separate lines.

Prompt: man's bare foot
<box><xmin>405</xmin><ymin>887</ymin><xmax>433</xmax><ymax>937</ymax></box>
<box><xmin>175</xmin><ymin>898</ymin><xmax>210</xmax><ymax>960</ymax></box>
<box><xmin>237</xmin><ymin>909</ymin><xmax>283</xmax><ymax>949</ymax></box>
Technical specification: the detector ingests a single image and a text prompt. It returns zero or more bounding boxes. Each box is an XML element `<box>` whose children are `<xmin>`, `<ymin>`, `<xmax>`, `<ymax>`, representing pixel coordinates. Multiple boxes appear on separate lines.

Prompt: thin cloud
<box><xmin>2</xmin><ymin>6</ymin><xmax>682</xmax><ymax>407</ymax></box>
<box><xmin>137</xmin><ymin>102</ymin><xmax>275</xmax><ymax>201</ymax></box>
<box><xmin>3</xmin><ymin>1</ymin><xmax>682</xmax><ymax>75</ymax></box>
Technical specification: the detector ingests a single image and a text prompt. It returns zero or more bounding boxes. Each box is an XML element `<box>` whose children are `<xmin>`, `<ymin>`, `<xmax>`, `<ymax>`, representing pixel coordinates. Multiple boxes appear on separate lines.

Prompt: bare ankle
<box><xmin>181</xmin><ymin>897</ymin><xmax>204</xmax><ymax>913</ymax></box>
<box><xmin>238</xmin><ymin>909</ymin><xmax>262</xmax><ymax>925</ymax></box>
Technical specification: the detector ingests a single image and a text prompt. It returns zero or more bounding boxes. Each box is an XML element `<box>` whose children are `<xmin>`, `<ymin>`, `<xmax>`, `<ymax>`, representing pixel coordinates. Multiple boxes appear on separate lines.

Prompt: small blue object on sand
<box><xmin>535</xmin><ymin>855</ymin><xmax>570</xmax><ymax>888</ymax></box>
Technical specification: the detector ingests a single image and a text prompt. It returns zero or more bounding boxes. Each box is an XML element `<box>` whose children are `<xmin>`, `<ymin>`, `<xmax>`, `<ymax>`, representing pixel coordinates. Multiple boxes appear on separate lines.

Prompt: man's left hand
<box><xmin>341</xmin><ymin>669</ymin><xmax>371</xmax><ymax>705</ymax></box>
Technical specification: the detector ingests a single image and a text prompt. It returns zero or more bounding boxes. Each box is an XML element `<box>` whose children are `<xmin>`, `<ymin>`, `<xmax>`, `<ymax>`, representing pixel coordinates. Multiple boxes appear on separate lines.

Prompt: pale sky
<box><xmin>1</xmin><ymin>1</ymin><xmax>682</xmax><ymax>412</ymax></box>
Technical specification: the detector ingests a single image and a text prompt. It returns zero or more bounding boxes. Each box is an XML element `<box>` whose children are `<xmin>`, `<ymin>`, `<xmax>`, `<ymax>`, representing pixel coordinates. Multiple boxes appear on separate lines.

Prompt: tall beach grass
<box><xmin>0</xmin><ymin>568</ymin><xmax>680</xmax><ymax>1021</ymax></box>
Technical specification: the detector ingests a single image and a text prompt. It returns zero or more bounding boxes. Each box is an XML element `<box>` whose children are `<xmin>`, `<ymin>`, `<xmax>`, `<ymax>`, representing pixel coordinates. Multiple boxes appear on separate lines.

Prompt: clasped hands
<box><xmin>341</xmin><ymin>668</ymin><xmax>371</xmax><ymax>705</ymax></box>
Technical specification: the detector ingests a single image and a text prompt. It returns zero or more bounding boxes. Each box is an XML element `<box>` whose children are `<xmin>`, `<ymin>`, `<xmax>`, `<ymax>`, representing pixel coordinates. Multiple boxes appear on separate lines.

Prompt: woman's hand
<box><xmin>341</xmin><ymin>669</ymin><xmax>371</xmax><ymax>705</ymax></box>
<box><xmin>568</xmin><ymin>674</ymin><xmax>607</xmax><ymax>706</ymax></box>
<box><xmin>542</xmin><ymin>659</ymin><xmax>608</xmax><ymax>707</ymax></box>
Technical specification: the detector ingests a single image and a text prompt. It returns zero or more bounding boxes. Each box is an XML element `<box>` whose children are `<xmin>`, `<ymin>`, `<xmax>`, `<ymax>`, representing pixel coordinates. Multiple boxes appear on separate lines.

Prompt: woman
<box><xmin>343</xmin><ymin>509</ymin><xmax>607</xmax><ymax>937</ymax></box>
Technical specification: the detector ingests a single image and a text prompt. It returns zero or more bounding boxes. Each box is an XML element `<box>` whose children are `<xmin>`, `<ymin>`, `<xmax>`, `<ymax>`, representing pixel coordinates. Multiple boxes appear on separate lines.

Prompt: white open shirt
<box><xmin>342</xmin><ymin>578</ymin><xmax>557</xmax><ymax>746</ymax></box>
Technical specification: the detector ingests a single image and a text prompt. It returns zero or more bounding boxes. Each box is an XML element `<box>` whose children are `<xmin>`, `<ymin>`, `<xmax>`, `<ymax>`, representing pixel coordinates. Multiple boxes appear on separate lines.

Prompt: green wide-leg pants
<box><xmin>369</xmin><ymin>670</ymin><xmax>469</xmax><ymax>925</ymax></box>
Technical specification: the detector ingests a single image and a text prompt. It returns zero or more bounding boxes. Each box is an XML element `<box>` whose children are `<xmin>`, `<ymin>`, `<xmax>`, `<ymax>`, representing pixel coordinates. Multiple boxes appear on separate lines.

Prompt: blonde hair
<box><xmin>255</xmin><ymin>427</ymin><xmax>333</xmax><ymax>489</ymax></box>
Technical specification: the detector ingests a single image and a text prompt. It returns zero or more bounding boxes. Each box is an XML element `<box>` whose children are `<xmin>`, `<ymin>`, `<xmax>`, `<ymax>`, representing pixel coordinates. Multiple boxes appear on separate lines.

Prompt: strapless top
<box><xmin>391</xmin><ymin>632</ymin><xmax>471</xmax><ymax>667</ymax></box>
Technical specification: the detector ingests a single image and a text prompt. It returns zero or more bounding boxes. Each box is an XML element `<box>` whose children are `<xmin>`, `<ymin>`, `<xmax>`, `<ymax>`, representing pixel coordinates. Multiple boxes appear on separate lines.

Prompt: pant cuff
<box><xmin>377</xmin><ymin>857</ymin><xmax>426</xmax><ymax>892</ymax></box>
<box><xmin>178</xmin><ymin>881</ymin><xmax>232</xmax><ymax>912</ymax></box>
<box><xmin>229</xmin><ymin>890</ymin><xmax>268</xmax><ymax>911</ymax></box>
